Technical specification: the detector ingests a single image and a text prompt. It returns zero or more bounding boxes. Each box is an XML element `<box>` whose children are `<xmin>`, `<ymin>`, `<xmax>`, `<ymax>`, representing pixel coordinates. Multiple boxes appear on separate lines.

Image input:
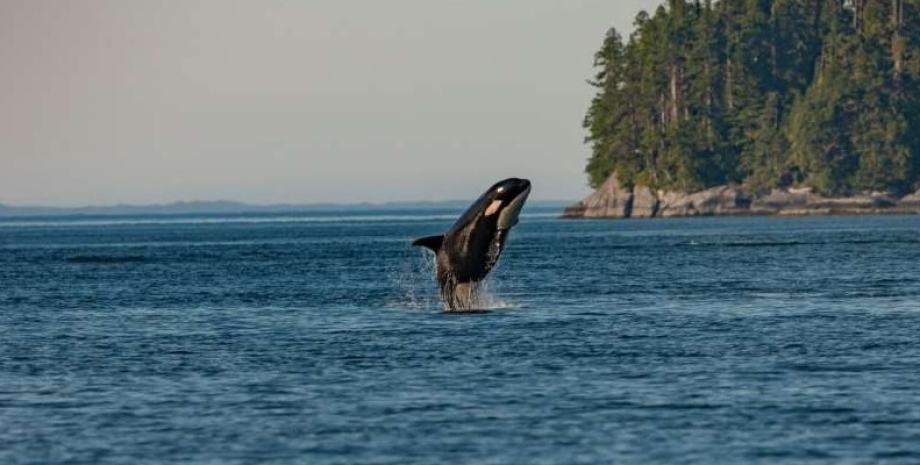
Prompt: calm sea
<box><xmin>2</xmin><ymin>209</ymin><xmax>920</xmax><ymax>464</ymax></box>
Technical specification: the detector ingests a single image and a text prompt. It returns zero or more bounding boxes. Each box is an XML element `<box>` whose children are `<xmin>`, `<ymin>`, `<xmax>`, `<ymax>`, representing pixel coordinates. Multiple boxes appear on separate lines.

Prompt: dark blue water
<box><xmin>3</xmin><ymin>210</ymin><xmax>920</xmax><ymax>464</ymax></box>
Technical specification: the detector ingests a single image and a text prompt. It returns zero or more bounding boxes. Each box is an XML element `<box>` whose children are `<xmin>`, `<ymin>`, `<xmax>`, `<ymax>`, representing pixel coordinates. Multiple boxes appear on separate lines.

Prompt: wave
<box><xmin>65</xmin><ymin>255</ymin><xmax>149</xmax><ymax>264</ymax></box>
<box><xmin>683</xmin><ymin>238</ymin><xmax>920</xmax><ymax>248</ymax></box>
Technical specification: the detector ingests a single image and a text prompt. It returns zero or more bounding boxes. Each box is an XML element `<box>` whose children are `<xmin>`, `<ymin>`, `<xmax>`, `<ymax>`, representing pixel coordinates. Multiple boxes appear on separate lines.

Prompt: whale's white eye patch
<box><xmin>485</xmin><ymin>199</ymin><xmax>503</xmax><ymax>216</ymax></box>
<box><xmin>496</xmin><ymin>186</ymin><xmax>506</xmax><ymax>194</ymax></box>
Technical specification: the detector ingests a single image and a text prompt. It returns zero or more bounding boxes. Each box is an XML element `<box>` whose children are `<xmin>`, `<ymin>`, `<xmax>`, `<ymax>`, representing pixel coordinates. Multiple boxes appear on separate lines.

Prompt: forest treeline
<box><xmin>584</xmin><ymin>0</ymin><xmax>920</xmax><ymax>196</ymax></box>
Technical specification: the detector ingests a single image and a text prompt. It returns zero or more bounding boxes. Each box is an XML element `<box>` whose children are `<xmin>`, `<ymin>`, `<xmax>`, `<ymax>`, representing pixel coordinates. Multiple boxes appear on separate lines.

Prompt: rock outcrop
<box><xmin>561</xmin><ymin>173</ymin><xmax>633</xmax><ymax>218</ymax></box>
<box><xmin>658</xmin><ymin>185</ymin><xmax>752</xmax><ymax>217</ymax></box>
<box><xmin>631</xmin><ymin>186</ymin><xmax>658</xmax><ymax>218</ymax></box>
<box><xmin>751</xmin><ymin>187</ymin><xmax>898</xmax><ymax>215</ymax></box>
<box><xmin>899</xmin><ymin>189</ymin><xmax>920</xmax><ymax>207</ymax></box>
<box><xmin>562</xmin><ymin>172</ymin><xmax>920</xmax><ymax>219</ymax></box>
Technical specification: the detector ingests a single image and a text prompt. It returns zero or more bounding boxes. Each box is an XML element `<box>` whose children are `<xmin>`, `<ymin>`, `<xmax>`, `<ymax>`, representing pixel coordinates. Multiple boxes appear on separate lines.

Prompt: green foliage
<box><xmin>584</xmin><ymin>0</ymin><xmax>920</xmax><ymax>195</ymax></box>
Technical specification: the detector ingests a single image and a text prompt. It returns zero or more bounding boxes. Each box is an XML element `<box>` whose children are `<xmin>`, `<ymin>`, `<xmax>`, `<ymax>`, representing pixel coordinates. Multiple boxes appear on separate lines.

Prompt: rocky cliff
<box><xmin>562</xmin><ymin>172</ymin><xmax>920</xmax><ymax>219</ymax></box>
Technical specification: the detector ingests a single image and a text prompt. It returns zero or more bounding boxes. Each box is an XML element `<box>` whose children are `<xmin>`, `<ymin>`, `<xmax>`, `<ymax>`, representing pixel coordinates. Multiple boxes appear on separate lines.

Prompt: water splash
<box><xmin>475</xmin><ymin>280</ymin><xmax>519</xmax><ymax>311</ymax></box>
<box><xmin>388</xmin><ymin>248</ymin><xmax>518</xmax><ymax>312</ymax></box>
<box><xmin>387</xmin><ymin>248</ymin><xmax>440</xmax><ymax>311</ymax></box>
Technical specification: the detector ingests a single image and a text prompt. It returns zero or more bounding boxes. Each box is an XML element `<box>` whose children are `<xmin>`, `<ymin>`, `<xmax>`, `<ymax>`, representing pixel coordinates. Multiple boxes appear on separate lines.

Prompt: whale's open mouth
<box><xmin>497</xmin><ymin>183</ymin><xmax>531</xmax><ymax>230</ymax></box>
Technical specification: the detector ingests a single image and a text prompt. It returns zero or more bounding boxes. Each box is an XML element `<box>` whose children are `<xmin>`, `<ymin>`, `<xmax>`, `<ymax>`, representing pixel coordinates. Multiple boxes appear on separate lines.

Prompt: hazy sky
<box><xmin>1</xmin><ymin>0</ymin><xmax>662</xmax><ymax>206</ymax></box>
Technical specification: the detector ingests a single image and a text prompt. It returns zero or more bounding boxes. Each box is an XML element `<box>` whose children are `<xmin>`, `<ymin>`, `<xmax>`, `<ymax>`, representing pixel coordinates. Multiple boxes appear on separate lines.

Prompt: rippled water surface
<box><xmin>3</xmin><ymin>210</ymin><xmax>920</xmax><ymax>464</ymax></box>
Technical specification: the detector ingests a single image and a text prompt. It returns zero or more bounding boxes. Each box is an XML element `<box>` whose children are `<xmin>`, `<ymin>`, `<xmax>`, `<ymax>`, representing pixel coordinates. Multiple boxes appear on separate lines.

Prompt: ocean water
<box><xmin>2</xmin><ymin>209</ymin><xmax>920</xmax><ymax>464</ymax></box>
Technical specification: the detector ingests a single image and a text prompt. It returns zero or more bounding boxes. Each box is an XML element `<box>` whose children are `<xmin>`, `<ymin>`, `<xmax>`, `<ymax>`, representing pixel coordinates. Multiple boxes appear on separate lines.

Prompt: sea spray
<box><xmin>387</xmin><ymin>246</ymin><xmax>440</xmax><ymax>311</ymax></box>
<box><xmin>388</xmin><ymin>246</ymin><xmax>518</xmax><ymax>312</ymax></box>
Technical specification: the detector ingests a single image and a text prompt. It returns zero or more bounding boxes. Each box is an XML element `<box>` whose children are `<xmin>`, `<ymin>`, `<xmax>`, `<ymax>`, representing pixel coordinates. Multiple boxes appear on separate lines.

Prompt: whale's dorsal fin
<box><xmin>412</xmin><ymin>235</ymin><xmax>444</xmax><ymax>252</ymax></box>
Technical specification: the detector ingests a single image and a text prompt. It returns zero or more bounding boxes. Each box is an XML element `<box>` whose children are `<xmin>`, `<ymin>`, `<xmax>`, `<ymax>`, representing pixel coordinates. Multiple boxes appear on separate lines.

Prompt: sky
<box><xmin>0</xmin><ymin>0</ymin><xmax>663</xmax><ymax>207</ymax></box>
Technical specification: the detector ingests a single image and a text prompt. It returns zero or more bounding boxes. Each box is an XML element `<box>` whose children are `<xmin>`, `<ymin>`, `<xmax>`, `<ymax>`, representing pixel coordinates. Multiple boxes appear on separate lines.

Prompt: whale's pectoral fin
<box><xmin>412</xmin><ymin>235</ymin><xmax>444</xmax><ymax>252</ymax></box>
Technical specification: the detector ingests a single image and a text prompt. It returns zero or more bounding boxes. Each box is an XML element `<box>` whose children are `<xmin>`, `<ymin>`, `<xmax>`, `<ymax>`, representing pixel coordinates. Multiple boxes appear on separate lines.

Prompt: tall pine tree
<box><xmin>584</xmin><ymin>0</ymin><xmax>920</xmax><ymax>195</ymax></box>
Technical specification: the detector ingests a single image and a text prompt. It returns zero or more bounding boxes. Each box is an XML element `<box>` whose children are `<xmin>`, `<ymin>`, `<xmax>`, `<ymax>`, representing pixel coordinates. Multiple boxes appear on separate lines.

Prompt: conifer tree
<box><xmin>584</xmin><ymin>0</ymin><xmax>920</xmax><ymax>195</ymax></box>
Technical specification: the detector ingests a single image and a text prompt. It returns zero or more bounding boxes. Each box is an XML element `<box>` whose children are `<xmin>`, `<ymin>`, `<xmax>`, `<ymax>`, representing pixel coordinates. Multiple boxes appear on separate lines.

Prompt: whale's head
<box><xmin>480</xmin><ymin>177</ymin><xmax>532</xmax><ymax>230</ymax></box>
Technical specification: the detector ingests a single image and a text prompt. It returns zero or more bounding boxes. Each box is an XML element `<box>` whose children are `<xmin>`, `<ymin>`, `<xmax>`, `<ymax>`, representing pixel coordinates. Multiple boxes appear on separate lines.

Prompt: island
<box><xmin>565</xmin><ymin>0</ymin><xmax>920</xmax><ymax>219</ymax></box>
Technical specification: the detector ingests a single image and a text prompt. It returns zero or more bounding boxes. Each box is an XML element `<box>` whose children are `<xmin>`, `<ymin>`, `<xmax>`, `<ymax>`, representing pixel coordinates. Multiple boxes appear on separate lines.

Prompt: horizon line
<box><xmin>0</xmin><ymin>198</ymin><xmax>573</xmax><ymax>212</ymax></box>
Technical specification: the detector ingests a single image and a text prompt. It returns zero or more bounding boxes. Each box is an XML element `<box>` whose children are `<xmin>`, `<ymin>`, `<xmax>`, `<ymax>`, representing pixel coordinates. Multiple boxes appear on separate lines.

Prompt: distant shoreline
<box><xmin>562</xmin><ymin>207</ymin><xmax>920</xmax><ymax>220</ymax></box>
<box><xmin>561</xmin><ymin>173</ymin><xmax>920</xmax><ymax>220</ymax></box>
<box><xmin>0</xmin><ymin>200</ymin><xmax>571</xmax><ymax>219</ymax></box>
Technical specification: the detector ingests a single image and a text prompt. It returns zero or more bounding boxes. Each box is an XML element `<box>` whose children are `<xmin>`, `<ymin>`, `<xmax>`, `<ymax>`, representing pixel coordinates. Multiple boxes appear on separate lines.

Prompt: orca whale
<box><xmin>412</xmin><ymin>178</ymin><xmax>531</xmax><ymax>311</ymax></box>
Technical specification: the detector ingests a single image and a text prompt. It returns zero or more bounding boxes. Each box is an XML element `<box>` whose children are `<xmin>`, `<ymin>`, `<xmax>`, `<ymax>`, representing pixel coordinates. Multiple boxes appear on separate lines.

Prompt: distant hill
<box><xmin>0</xmin><ymin>200</ymin><xmax>569</xmax><ymax>218</ymax></box>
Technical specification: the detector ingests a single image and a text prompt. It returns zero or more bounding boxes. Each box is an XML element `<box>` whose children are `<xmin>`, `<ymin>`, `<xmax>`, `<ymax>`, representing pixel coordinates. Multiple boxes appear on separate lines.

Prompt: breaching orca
<box><xmin>412</xmin><ymin>178</ymin><xmax>531</xmax><ymax>311</ymax></box>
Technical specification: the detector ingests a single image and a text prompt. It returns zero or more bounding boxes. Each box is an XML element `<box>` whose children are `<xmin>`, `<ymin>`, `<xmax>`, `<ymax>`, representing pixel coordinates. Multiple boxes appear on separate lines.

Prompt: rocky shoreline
<box><xmin>562</xmin><ymin>172</ymin><xmax>920</xmax><ymax>219</ymax></box>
